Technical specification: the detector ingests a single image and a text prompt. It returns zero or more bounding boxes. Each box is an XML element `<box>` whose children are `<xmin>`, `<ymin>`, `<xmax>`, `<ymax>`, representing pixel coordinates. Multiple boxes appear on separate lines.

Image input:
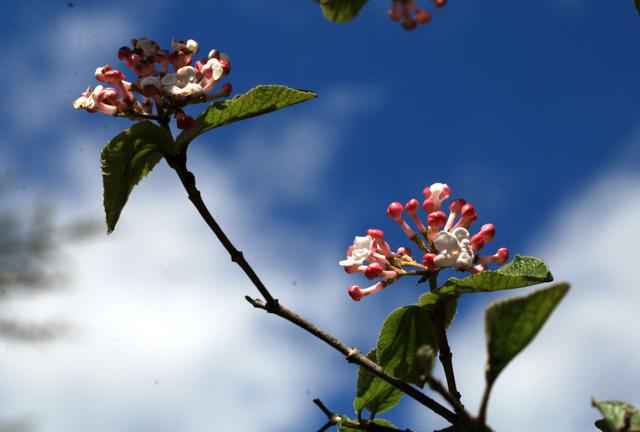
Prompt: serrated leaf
<box><xmin>592</xmin><ymin>399</ymin><xmax>640</xmax><ymax>432</ymax></box>
<box><xmin>175</xmin><ymin>85</ymin><xmax>317</xmax><ymax>151</ymax></box>
<box><xmin>376</xmin><ymin>305</ymin><xmax>437</xmax><ymax>387</ymax></box>
<box><xmin>439</xmin><ymin>255</ymin><xmax>553</xmax><ymax>296</ymax></box>
<box><xmin>339</xmin><ymin>416</ymin><xmax>397</xmax><ymax>431</ymax></box>
<box><xmin>319</xmin><ymin>0</ymin><xmax>368</xmax><ymax>23</ymax></box>
<box><xmin>101</xmin><ymin>121</ymin><xmax>173</xmax><ymax>233</ymax></box>
<box><xmin>354</xmin><ymin>349</ymin><xmax>403</xmax><ymax>416</ymax></box>
<box><xmin>485</xmin><ymin>283</ymin><xmax>569</xmax><ymax>385</ymax></box>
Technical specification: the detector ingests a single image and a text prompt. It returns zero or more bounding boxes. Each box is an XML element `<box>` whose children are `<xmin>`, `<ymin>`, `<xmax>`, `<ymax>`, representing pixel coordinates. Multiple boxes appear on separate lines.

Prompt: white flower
<box><xmin>203</xmin><ymin>58</ymin><xmax>224</xmax><ymax>81</ymax></box>
<box><xmin>134</xmin><ymin>38</ymin><xmax>159</xmax><ymax>57</ymax></box>
<box><xmin>433</xmin><ymin>227</ymin><xmax>474</xmax><ymax>270</ymax></box>
<box><xmin>140</xmin><ymin>76</ymin><xmax>162</xmax><ymax>89</ymax></box>
<box><xmin>161</xmin><ymin>68</ymin><xmax>203</xmax><ymax>97</ymax></box>
<box><xmin>72</xmin><ymin>85</ymin><xmax>100</xmax><ymax>110</ymax></box>
<box><xmin>429</xmin><ymin>183</ymin><xmax>448</xmax><ymax>200</ymax></box>
<box><xmin>172</xmin><ymin>38</ymin><xmax>199</xmax><ymax>53</ymax></box>
<box><xmin>339</xmin><ymin>235</ymin><xmax>374</xmax><ymax>267</ymax></box>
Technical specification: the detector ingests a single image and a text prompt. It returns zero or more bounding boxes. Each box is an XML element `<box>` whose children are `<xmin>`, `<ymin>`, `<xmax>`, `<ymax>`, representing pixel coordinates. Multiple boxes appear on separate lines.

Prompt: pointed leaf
<box><xmin>592</xmin><ymin>399</ymin><xmax>640</xmax><ymax>432</ymax></box>
<box><xmin>319</xmin><ymin>0</ymin><xmax>369</xmax><ymax>23</ymax></box>
<box><xmin>485</xmin><ymin>283</ymin><xmax>570</xmax><ymax>385</ymax></box>
<box><xmin>354</xmin><ymin>349</ymin><xmax>403</xmax><ymax>416</ymax></box>
<box><xmin>439</xmin><ymin>255</ymin><xmax>553</xmax><ymax>296</ymax></box>
<box><xmin>376</xmin><ymin>305</ymin><xmax>437</xmax><ymax>387</ymax></box>
<box><xmin>101</xmin><ymin>121</ymin><xmax>173</xmax><ymax>233</ymax></box>
<box><xmin>339</xmin><ymin>417</ymin><xmax>398</xmax><ymax>431</ymax></box>
<box><xmin>175</xmin><ymin>85</ymin><xmax>317</xmax><ymax>151</ymax></box>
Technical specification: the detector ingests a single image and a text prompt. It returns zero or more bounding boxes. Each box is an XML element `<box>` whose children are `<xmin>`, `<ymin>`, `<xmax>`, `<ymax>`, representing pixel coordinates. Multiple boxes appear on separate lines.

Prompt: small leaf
<box><xmin>592</xmin><ymin>399</ymin><xmax>640</xmax><ymax>432</ymax></box>
<box><xmin>439</xmin><ymin>255</ymin><xmax>553</xmax><ymax>296</ymax></box>
<box><xmin>377</xmin><ymin>305</ymin><xmax>437</xmax><ymax>387</ymax></box>
<box><xmin>175</xmin><ymin>85</ymin><xmax>317</xmax><ymax>151</ymax></box>
<box><xmin>101</xmin><ymin>121</ymin><xmax>173</xmax><ymax>233</ymax></box>
<box><xmin>319</xmin><ymin>0</ymin><xmax>369</xmax><ymax>23</ymax></box>
<box><xmin>339</xmin><ymin>416</ymin><xmax>398</xmax><ymax>431</ymax></box>
<box><xmin>354</xmin><ymin>349</ymin><xmax>403</xmax><ymax>416</ymax></box>
<box><xmin>485</xmin><ymin>283</ymin><xmax>569</xmax><ymax>385</ymax></box>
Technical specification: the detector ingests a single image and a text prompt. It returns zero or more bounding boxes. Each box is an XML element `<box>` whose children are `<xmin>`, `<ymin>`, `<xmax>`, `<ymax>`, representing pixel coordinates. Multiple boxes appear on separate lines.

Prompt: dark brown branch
<box><xmin>248</xmin><ymin>297</ymin><xmax>459</xmax><ymax>424</ymax></box>
<box><xmin>167</xmin><ymin>153</ymin><xmax>275</xmax><ymax>305</ymax></box>
<box><xmin>433</xmin><ymin>304</ymin><xmax>462</xmax><ymax>409</ymax></box>
<box><xmin>167</xmin><ymin>154</ymin><xmax>474</xmax><ymax>428</ymax></box>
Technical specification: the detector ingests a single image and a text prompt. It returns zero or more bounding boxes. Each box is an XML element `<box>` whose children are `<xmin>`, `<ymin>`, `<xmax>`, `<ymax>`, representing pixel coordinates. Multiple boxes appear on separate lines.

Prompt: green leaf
<box><xmin>354</xmin><ymin>349</ymin><xmax>403</xmax><ymax>416</ymax></box>
<box><xmin>417</xmin><ymin>292</ymin><xmax>459</xmax><ymax>328</ymax></box>
<box><xmin>339</xmin><ymin>417</ymin><xmax>398</xmax><ymax>431</ymax></box>
<box><xmin>439</xmin><ymin>255</ymin><xmax>553</xmax><ymax>296</ymax></box>
<box><xmin>319</xmin><ymin>0</ymin><xmax>369</xmax><ymax>23</ymax></box>
<box><xmin>485</xmin><ymin>283</ymin><xmax>570</xmax><ymax>385</ymax></box>
<box><xmin>376</xmin><ymin>305</ymin><xmax>437</xmax><ymax>387</ymax></box>
<box><xmin>592</xmin><ymin>399</ymin><xmax>640</xmax><ymax>432</ymax></box>
<box><xmin>175</xmin><ymin>85</ymin><xmax>317</xmax><ymax>151</ymax></box>
<box><xmin>101</xmin><ymin>121</ymin><xmax>173</xmax><ymax>233</ymax></box>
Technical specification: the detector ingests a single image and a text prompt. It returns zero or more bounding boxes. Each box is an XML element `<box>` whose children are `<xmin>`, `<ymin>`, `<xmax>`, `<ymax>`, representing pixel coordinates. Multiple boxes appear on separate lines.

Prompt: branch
<box><xmin>167</xmin><ymin>155</ymin><xmax>470</xmax><ymax>427</ymax></box>
<box><xmin>433</xmin><ymin>303</ymin><xmax>462</xmax><ymax>409</ymax></box>
<box><xmin>166</xmin><ymin>153</ymin><xmax>276</xmax><ymax>305</ymax></box>
<box><xmin>246</xmin><ymin>296</ymin><xmax>460</xmax><ymax>424</ymax></box>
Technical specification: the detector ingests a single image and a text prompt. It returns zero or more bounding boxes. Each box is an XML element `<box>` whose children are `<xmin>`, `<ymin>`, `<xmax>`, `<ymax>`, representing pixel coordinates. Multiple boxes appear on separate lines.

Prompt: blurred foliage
<box><xmin>0</xmin><ymin>183</ymin><xmax>99</xmax><ymax>344</ymax></box>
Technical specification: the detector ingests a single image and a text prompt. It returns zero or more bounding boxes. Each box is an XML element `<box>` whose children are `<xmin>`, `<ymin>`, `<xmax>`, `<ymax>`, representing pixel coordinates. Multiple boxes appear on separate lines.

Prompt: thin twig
<box><xmin>247</xmin><ymin>296</ymin><xmax>460</xmax><ymax>424</ymax></box>
<box><xmin>433</xmin><ymin>304</ymin><xmax>462</xmax><ymax>407</ymax></box>
<box><xmin>166</xmin><ymin>153</ymin><xmax>276</xmax><ymax>305</ymax></box>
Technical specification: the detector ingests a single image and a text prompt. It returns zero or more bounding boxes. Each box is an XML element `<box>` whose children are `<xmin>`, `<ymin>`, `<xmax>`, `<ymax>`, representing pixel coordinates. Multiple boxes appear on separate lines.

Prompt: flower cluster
<box><xmin>340</xmin><ymin>183</ymin><xmax>509</xmax><ymax>301</ymax></box>
<box><xmin>388</xmin><ymin>0</ymin><xmax>447</xmax><ymax>31</ymax></box>
<box><xmin>73</xmin><ymin>38</ymin><xmax>232</xmax><ymax>129</ymax></box>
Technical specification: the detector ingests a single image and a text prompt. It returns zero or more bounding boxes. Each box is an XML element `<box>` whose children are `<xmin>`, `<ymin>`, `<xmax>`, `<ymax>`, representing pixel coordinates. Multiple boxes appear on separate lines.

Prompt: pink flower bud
<box><xmin>480</xmin><ymin>224</ymin><xmax>495</xmax><ymax>242</ymax></box>
<box><xmin>348</xmin><ymin>285</ymin><xmax>363</xmax><ymax>301</ymax></box>
<box><xmin>422</xmin><ymin>198</ymin><xmax>435</xmax><ymax>214</ymax></box>
<box><xmin>415</xmin><ymin>10</ymin><xmax>432</xmax><ymax>24</ymax></box>
<box><xmin>343</xmin><ymin>264</ymin><xmax>364</xmax><ymax>274</ymax></box>
<box><xmin>496</xmin><ymin>248</ymin><xmax>509</xmax><ymax>263</ymax></box>
<box><xmin>470</xmin><ymin>234</ymin><xmax>485</xmax><ymax>252</ymax></box>
<box><xmin>427</xmin><ymin>211</ymin><xmax>447</xmax><ymax>230</ymax></box>
<box><xmin>448</xmin><ymin>198</ymin><xmax>466</xmax><ymax>213</ymax></box>
<box><xmin>405</xmin><ymin>199</ymin><xmax>419</xmax><ymax>213</ymax></box>
<box><xmin>387</xmin><ymin>202</ymin><xmax>403</xmax><ymax>219</ymax></box>
<box><xmin>434</xmin><ymin>0</ymin><xmax>447</xmax><ymax>7</ymax></box>
<box><xmin>364</xmin><ymin>263</ymin><xmax>384</xmax><ymax>280</ymax></box>
<box><xmin>367</xmin><ymin>229</ymin><xmax>384</xmax><ymax>240</ymax></box>
<box><xmin>422</xmin><ymin>253</ymin><xmax>437</xmax><ymax>269</ymax></box>
<box><xmin>461</xmin><ymin>203</ymin><xmax>476</xmax><ymax>219</ymax></box>
<box><xmin>396</xmin><ymin>246</ymin><xmax>411</xmax><ymax>256</ymax></box>
<box><xmin>402</xmin><ymin>18</ymin><xmax>417</xmax><ymax>31</ymax></box>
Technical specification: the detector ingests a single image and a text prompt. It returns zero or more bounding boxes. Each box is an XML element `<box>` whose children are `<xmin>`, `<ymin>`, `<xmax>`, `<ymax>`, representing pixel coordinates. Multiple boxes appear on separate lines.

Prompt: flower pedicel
<box><xmin>340</xmin><ymin>183</ymin><xmax>509</xmax><ymax>301</ymax></box>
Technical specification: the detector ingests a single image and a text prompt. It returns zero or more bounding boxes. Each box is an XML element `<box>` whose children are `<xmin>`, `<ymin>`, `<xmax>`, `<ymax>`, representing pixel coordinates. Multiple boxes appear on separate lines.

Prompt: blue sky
<box><xmin>0</xmin><ymin>1</ymin><xmax>639</xmax><ymax>431</ymax></box>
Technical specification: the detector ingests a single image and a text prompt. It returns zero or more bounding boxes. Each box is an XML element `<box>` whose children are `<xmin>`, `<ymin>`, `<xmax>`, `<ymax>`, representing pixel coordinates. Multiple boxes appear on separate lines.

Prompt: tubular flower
<box><xmin>388</xmin><ymin>0</ymin><xmax>447</xmax><ymax>31</ymax></box>
<box><xmin>73</xmin><ymin>37</ymin><xmax>231</xmax><ymax>129</ymax></box>
<box><xmin>340</xmin><ymin>182</ymin><xmax>510</xmax><ymax>300</ymax></box>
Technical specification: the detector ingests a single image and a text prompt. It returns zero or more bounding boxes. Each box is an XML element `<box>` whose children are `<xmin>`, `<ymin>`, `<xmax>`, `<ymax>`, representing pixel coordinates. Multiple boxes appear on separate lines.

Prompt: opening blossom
<box><xmin>340</xmin><ymin>183</ymin><xmax>509</xmax><ymax>301</ymax></box>
<box><xmin>388</xmin><ymin>0</ymin><xmax>447</xmax><ymax>31</ymax></box>
<box><xmin>73</xmin><ymin>38</ymin><xmax>232</xmax><ymax>129</ymax></box>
